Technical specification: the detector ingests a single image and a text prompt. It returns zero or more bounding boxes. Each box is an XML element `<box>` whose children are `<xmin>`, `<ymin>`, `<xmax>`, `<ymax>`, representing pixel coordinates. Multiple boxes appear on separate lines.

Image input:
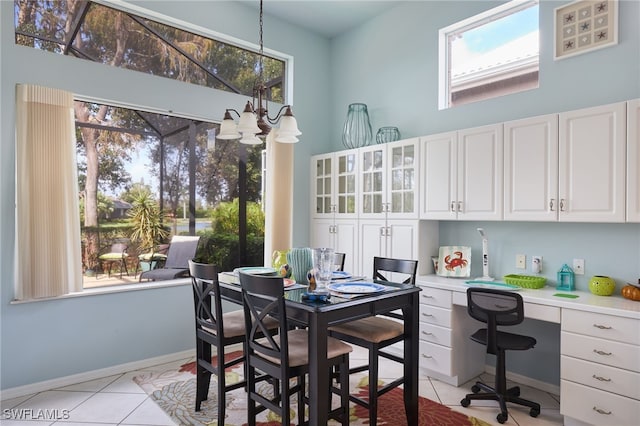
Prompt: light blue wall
<box><xmin>328</xmin><ymin>0</ymin><xmax>640</xmax><ymax>386</ymax></box>
<box><xmin>0</xmin><ymin>1</ymin><xmax>330</xmax><ymax>390</ymax></box>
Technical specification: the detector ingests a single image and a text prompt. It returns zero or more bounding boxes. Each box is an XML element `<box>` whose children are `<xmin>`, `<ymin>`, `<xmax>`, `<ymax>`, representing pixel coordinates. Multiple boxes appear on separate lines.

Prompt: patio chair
<box><xmin>139</xmin><ymin>236</ymin><xmax>200</xmax><ymax>281</ymax></box>
<box><xmin>98</xmin><ymin>241</ymin><xmax>130</xmax><ymax>278</ymax></box>
<box><xmin>135</xmin><ymin>243</ymin><xmax>170</xmax><ymax>277</ymax></box>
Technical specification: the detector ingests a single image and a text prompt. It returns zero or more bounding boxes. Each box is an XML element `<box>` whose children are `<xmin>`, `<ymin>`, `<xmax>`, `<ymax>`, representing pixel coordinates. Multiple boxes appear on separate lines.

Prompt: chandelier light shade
<box><xmin>218</xmin><ymin>0</ymin><xmax>301</xmax><ymax>144</ymax></box>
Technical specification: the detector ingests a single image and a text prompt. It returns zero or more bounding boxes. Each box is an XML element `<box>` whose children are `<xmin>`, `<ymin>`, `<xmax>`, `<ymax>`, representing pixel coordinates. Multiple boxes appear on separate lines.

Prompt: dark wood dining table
<box><xmin>217</xmin><ymin>274</ymin><xmax>421</xmax><ymax>426</ymax></box>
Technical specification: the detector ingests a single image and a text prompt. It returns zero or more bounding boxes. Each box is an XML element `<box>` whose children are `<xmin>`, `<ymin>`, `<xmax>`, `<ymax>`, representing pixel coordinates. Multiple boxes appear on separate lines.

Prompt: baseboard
<box><xmin>1</xmin><ymin>349</ymin><xmax>194</xmax><ymax>401</ymax></box>
<box><xmin>484</xmin><ymin>365</ymin><xmax>560</xmax><ymax>396</ymax></box>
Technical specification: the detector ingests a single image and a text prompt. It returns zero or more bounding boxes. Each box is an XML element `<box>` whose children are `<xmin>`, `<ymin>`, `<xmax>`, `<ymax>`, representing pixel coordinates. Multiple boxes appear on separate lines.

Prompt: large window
<box><xmin>439</xmin><ymin>0</ymin><xmax>539</xmax><ymax>108</ymax></box>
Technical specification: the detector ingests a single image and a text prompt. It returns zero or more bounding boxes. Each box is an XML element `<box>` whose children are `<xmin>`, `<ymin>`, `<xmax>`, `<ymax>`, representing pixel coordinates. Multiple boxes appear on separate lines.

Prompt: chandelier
<box><xmin>217</xmin><ymin>0</ymin><xmax>301</xmax><ymax>144</ymax></box>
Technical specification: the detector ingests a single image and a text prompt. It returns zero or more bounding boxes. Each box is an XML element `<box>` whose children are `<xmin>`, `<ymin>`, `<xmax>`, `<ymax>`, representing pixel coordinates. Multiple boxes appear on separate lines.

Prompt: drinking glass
<box><xmin>312</xmin><ymin>248</ymin><xmax>334</xmax><ymax>294</ymax></box>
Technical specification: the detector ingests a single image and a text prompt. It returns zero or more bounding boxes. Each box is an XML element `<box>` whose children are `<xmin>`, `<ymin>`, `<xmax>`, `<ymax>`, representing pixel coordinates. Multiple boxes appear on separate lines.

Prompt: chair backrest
<box><xmin>239</xmin><ymin>273</ymin><xmax>290</xmax><ymax>369</ymax></box>
<box><xmin>164</xmin><ymin>236</ymin><xmax>200</xmax><ymax>268</ymax></box>
<box><xmin>466</xmin><ymin>287</ymin><xmax>525</xmax><ymax>354</ymax></box>
<box><xmin>334</xmin><ymin>252</ymin><xmax>346</xmax><ymax>272</ymax></box>
<box><xmin>373</xmin><ymin>256</ymin><xmax>418</xmax><ymax>284</ymax></box>
<box><xmin>110</xmin><ymin>242</ymin><xmax>128</xmax><ymax>255</ymax></box>
<box><xmin>188</xmin><ymin>260</ymin><xmax>223</xmax><ymax>339</ymax></box>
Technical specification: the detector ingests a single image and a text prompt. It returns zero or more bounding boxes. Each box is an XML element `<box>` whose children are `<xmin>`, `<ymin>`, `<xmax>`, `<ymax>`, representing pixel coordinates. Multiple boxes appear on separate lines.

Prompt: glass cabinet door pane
<box><xmin>404</xmin><ymin>145</ymin><xmax>414</xmax><ymax>165</ymax></box>
<box><xmin>373</xmin><ymin>150</ymin><xmax>383</xmax><ymax>169</ymax></box>
<box><xmin>363</xmin><ymin>173</ymin><xmax>372</xmax><ymax>192</ymax></box>
<box><xmin>324</xmin><ymin>177</ymin><xmax>331</xmax><ymax>195</ymax></box>
<box><xmin>316</xmin><ymin>197</ymin><xmax>323</xmax><ymax>213</ymax></box>
<box><xmin>392</xmin><ymin>146</ymin><xmax>403</xmax><ymax>168</ymax></box>
<box><xmin>363</xmin><ymin>151</ymin><xmax>372</xmax><ymax>172</ymax></box>
<box><xmin>392</xmin><ymin>169</ymin><xmax>403</xmax><ymax>190</ymax></box>
<box><xmin>346</xmin><ymin>195</ymin><xmax>355</xmax><ymax>213</ymax></box>
<box><xmin>404</xmin><ymin>169</ymin><xmax>414</xmax><ymax>190</ymax></box>
<box><xmin>373</xmin><ymin>194</ymin><xmax>384</xmax><ymax>213</ymax></box>
<box><xmin>316</xmin><ymin>159</ymin><xmax>324</xmax><ymax>176</ymax></box>
<box><xmin>324</xmin><ymin>158</ymin><xmax>331</xmax><ymax>174</ymax></box>
<box><xmin>363</xmin><ymin>194</ymin><xmax>372</xmax><ymax>213</ymax></box>
<box><xmin>373</xmin><ymin>171</ymin><xmax>383</xmax><ymax>191</ymax></box>
<box><xmin>346</xmin><ymin>175</ymin><xmax>355</xmax><ymax>193</ymax></box>
<box><xmin>392</xmin><ymin>192</ymin><xmax>402</xmax><ymax>212</ymax></box>
<box><xmin>404</xmin><ymin>192</ymin><xmax>414</xmax><ymax>212</ymax></box>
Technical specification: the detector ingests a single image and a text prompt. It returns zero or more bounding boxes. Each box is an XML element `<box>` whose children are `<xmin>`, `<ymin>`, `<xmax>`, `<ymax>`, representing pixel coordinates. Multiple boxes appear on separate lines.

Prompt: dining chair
<box><xmin>460</xmin><ymin>287</ymin><xmax>540</xmax><ymax>424</ymax></box>
<box><xmin>334</xmin><ymin>252</ymin><xmax>346</xmax><ymax>272</ymax></box>
<box><xmin>188</xmin><ymin>260</ymin><xmax>278</xmax><ymax>424</ymax></box>
<box><xmin>328</xmin><ymin>256</ymin><xmax>418</xmax><ymax>426</ymax></box>
<box><xmin>98</xmin><ymin>241</ymin><xmax>130</xmax><ymax>278</ymax></box>
<box><xmin>239</xmin><ymin>272</ymin><xmax>352</xmax><ymax>426</ymax></box>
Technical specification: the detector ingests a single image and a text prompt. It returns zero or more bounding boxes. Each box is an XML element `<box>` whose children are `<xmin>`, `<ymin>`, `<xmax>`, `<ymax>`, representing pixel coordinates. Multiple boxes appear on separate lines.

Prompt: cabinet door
<box><xmin>504</xmin><ymin>114</ymin><xmax>559</xmax><ymax>221</ymax></box>
<box><xmin>628</xmin><ymin>99</ymin><xmax>640</xmax><ymax>222</ymax></box>
<box><xmin>335</xmin><ymin>150</ymin><xmax>359</xmax><ymax>218</ymax></box>
<box><xmin>457</xmin><ymin>124</ymin><xmax>504</xmax><ymax>220</ymax></box>
<box><xmin>359</xmin><ymin>145</ymin><xmax>387</xmax><ymax>218</ymax></box>
<box><xmin>387</xmin><ymin>138</ymin><xmax>419</xmax><ymax>219</ymax></box>
<box><xmin>310</xmin><ymin>218</ymin><xmax>335</xmax><ymax>250</ymax></box>
<box><xmin>334</xmin><ymin>219</ymin><xmax>358</xmax><ymax>274</ymax></box>
<box><xmin>358</xmin><ymin>219</ymin><xmax>386</xmax><ymax>277</ymax></box>
<box><xmin>311</xmin><ymin>154</ymin><xmax>334</xmax><ymax>218</ymax></box>
<box><xmin>559</xmin><ymin>102</ymin><xmax>626</xmax><ymax>222</ymax></box>
<box><xmin>420</xmin><ymin>132</ymin><xmax>458</xmax><ymax>220</ymax></box>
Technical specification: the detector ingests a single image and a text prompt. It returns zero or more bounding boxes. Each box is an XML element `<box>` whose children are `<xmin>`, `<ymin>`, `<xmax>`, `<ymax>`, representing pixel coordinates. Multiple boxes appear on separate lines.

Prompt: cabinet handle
<box><xmin>422</xmin><ymin>313</ymin><xmax>433</xmax><ymax>317</ymax></box>
<box><xmin>593</xmin><ymin>324</ymin><xmax>612</xmax><ymax>330</ymax></box>
<box><xmin>560</xmin><ymin>198</ymin><xmax>566</xmax><ymax>211</ymax></box>
<box><xmin>592</xmin><ymin>374</ymin><xmax>611</xmax><ymax>382</ymax></box>
<box><xmin>422</xmin><ymin>294</ymin><xmax>434</xmax><ymax>299</ymax></box>
<box><xmin>457</xmin><ymin>201</ymin><xmax>462</xmax><ymax>212</ymax></box>
<box><xmin>421</xmin><ymin>354</ymin><xmax>433</xmax><ymax>359</ymax></box>
<box><xmin>380</xmin><ymin>227</ymin><xmax>386</xmax><ymax>237</ymax></box>
<box><xmin>422</xmin><ymin>331</ymin><xmax>433</xmax><ymax>336</ymax></box>
<box><xmin>549</xmin><ymin>199</ymin><xmax>555</xmax><ymax>211</ymax></box>
<box><xmin>386</xmin><ymin>226</ymin><xmax>391</xmax><ymax>237</ymax></box>
<box><xmin>592</xmin><ymin>407</ymin><xmax>612</xmax><ymax>415</ymax></box>
<box><xmin>593</xmin><ymin>349</ymin><xmax>612</xmax><ymax>356</ymax></box>
<box><xmin>450</xmin><ymin>201</ymin><xmax>456</xmax><ymax>212</ymax></box>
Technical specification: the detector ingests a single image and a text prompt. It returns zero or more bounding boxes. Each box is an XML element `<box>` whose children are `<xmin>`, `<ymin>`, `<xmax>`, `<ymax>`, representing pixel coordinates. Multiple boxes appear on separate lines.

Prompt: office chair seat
<box><xmin>460</xmin><ymin>287</ymin><xmax>541</xmax><ymax>424</ymax></box>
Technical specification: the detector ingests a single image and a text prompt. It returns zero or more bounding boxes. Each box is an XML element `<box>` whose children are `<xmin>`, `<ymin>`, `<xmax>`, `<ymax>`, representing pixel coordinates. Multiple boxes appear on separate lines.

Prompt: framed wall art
<box><xmin>436</xmin><ymin>246</ymin><xmax>471</xmax><ymax>278</ymax></box>
<box><xmin>554</xmin><ymin>0</ymin><xmax>618</xmax><ymax>60</ymax></box>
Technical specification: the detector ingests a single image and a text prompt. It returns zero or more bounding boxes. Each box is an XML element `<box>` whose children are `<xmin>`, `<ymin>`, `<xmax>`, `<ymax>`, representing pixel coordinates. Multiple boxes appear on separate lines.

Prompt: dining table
<box><xmin>217</xmin><ymin>272</ymin><xmax>421</xmax><ymax>426</ymax></box>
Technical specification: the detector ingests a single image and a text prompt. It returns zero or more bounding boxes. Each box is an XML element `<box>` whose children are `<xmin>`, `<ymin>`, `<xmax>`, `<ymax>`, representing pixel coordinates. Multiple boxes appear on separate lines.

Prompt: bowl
<box><xmin>588</xmin><ymin>275</ymin><xmax>615</xmax><ymax>296</ymax></box>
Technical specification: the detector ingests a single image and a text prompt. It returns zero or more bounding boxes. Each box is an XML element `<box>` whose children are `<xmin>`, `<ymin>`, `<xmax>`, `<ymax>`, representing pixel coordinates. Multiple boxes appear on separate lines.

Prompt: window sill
<box><xmin>10</xmin><ymin>278</ymin><xmax>190</xmax><ymax>304</ymax></box>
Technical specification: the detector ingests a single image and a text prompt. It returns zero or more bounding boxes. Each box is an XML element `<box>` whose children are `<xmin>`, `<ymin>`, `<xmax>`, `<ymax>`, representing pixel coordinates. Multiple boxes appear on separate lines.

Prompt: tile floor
<box><xmin>1</xmin><ymin>346</ymin><xmax>562</xmax><ymax>425</ymax></box>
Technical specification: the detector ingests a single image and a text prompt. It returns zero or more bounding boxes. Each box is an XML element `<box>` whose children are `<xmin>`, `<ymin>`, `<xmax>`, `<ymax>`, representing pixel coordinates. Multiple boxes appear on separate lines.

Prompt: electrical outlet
<box><xmin>573</xmin><ymin>258</ymin><xmax>585</xmax><ymax>275</ymax></box>
<box><xmin>532</xmin><ymin>256</ymin><xmax>542</xmax><ymax>274</ymax></box>
<box><xmin>516</xmin><ymin>254</ymin><xmax>526</xmax><ymax>269</ymax></box>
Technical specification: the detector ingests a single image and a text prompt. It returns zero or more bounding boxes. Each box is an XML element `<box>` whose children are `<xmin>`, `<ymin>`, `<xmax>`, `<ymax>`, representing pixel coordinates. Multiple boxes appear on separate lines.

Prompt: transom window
<box><xmin>439</xmin><ymin>0</ymin><xmax>539</xmax><ymax>109</ymax></box>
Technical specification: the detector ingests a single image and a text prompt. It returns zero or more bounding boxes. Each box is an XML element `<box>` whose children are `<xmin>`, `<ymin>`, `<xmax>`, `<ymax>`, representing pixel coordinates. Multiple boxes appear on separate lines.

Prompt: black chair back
<box><xmin>466</xmin><ymin>288</ymin><xmax>525</xmax><ymax>355</ymax></box>
<box><xmin>373</xmin><ymin>256</ymin><xmax>418</xmax><ymax>284</ymax></box>
<box><xmin>189</xmin><ymin>260</ymin><xmax>223</xmax><ymax>339</ymax></box>
<box><xmin>239</xmin><ymin>273</ymin><xmax>289</xmax><ymax>370</ymax></box>
<box><xmin>334</xmin><ymin>252</ymin><xmax>346</xmax><ymax>272</ymax></box>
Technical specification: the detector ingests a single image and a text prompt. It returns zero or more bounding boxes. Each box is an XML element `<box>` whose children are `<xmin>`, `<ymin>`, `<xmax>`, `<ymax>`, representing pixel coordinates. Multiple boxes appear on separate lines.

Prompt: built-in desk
<box><xmin>416</xmin><ymin>275</ymin><xmax>640</xmax><ymax>426</ymax></box>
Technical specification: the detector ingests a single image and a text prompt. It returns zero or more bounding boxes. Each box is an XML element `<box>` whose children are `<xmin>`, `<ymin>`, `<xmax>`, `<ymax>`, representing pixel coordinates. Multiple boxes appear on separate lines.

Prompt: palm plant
<box><xmin>127</xmin><ymin>189</ymin><xmax>168</xmax><ymax>250</ymax></box>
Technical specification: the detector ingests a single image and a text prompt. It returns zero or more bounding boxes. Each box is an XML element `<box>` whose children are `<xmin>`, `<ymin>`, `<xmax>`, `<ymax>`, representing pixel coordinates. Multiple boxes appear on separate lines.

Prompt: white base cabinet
<box><xmin>310</xmin><ymin>218</ymin><xmax>358</xmax><ymax>274</ymax></box>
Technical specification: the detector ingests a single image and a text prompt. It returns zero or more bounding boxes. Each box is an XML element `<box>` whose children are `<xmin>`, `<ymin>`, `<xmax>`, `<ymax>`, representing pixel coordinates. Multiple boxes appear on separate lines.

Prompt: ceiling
<box><xmin>244</xmin><ymin>0</ymin><xmax>402</xmax><ymax>38</ymax></box>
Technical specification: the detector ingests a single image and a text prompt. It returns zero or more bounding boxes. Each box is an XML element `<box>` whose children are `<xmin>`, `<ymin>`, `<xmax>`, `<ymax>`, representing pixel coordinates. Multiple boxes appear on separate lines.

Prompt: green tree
<box><xmin>127</xmin><ymin>189</ymin><xmax>169</xmax><ymax>250</ymax></box>
<box><xmin>211</xmin><ymin>199</ymin><xmax>264</xmax><ymax>236</ymax></box>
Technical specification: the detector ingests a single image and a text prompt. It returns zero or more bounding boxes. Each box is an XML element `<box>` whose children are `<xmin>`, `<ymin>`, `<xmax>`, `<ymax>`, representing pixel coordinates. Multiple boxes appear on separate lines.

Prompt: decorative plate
<box><xmin>437</xmin><ymin>246</ymin><xmax>471</xmax><ymax>278</ymax></box>
<box><xmin>233</xmin><ymin>267</ymin><xmax>277</xmax><ymax>276</ymax></box>
<box><xmin>327</xmin><ymin>282</ymin><xmax>387</xmax><ymax>294</ymax></box>
<box><xmin>332</xmin><ymin>271</ymin><xmax>352</xmax><ymax>280</ymax></box>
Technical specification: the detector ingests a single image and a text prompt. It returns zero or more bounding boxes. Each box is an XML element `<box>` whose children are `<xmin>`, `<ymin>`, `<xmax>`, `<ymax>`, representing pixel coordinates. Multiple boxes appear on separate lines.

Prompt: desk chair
<box><xmin>334</xmin><ymin>252</ymin><xmax>346</xmax><ymax>271</ymax></box>
<box><xmin>239</xmin><ymin>272</ymin><xmax>352</xmax><ymax>426</ymax></box>
<box><xmin>188</xmin><ymin>260</ymin><xmax>278</xmax><ymax>424</ymax></box>
<box><xmin>328</xmin><ymin>256</ymin><xmax>418</xmax><ymax>426</ymax></box>
<box><xmin>460</xmin><ymin>287</ymin><xmax>541</xmax><ymax>424</ymax></box>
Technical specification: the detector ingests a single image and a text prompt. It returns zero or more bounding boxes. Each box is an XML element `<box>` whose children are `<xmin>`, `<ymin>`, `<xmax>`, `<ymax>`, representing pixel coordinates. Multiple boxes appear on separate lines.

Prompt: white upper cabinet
<box><xmin>628</xmin><ymin>99</ymin><xmax>640</xmax><ymax>223</ymax></box>
<box><xmin>359</xmin><ymin>138</ymin><xmax>419</xmax><ymax>220</ymax></box>
<box><xmin>504</xmin><ymin>114</ymin><xmax>559</xmax><ymax>221</ymax></box>
<box><xmin>421</xmin><ymin>125</ymin><xmax>503</xmax><ymax>220</ymax></box>
<box><xmin>558</xmin><ymin>102</ymin><xmax>626</xmax><ymax>222</ymax></box>
<box><xmin>310</xmin><ymin>150</ymin><xmax>358</xmax><ymax>219</ymax></box>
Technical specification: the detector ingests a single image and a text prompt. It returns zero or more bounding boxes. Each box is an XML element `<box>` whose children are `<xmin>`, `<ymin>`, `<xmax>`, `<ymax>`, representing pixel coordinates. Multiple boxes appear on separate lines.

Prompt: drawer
<box><xmin>419</xmin><ymin>340</ymin><xmax>452</xmax><ymax>375</ymax></box>
<box><xmin>419</xmin><ymin>322</ymin><xmax>452</xmax><ymax>346</ymax></box>
<box><xmin>418</xmin><ymin>286</ymin><xmax>452</xmax><ymax>308</ymax></box>
<box><xmin>561</xmin><ymin>331</ymin><xmax>640</xmax><ymax>372</ymax></box>
<box><xmin>561</xmin><ymin>379</ymin><xmax>640</xmax><ymax>426</ymax></box>
<box><xmin>561</xmin><ymin>355</ymin><xmax>640</xmax><ymax>399</ymax></box>
<box><xmin>563</xmin><ymin>309</ymin><xmax>640</xmax><ymax>345</ymax></box>
<box><xmin>419</xmin><ymin>305</ymin><xmax>451</xmax><ymax>328</ymax></box>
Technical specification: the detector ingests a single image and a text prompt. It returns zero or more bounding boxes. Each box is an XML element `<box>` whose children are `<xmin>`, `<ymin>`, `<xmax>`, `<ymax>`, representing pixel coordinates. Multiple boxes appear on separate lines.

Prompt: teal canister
<box><xmin>286</xmin><ymin>247</ymin><xmax>313</xmax><ymax>285</ymax></box>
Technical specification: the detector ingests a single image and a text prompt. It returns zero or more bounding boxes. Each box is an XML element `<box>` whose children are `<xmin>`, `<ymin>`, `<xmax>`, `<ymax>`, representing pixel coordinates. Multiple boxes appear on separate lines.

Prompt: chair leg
<box><xmin>247</xmin><ymin>363</ymin><xmax>257</xmax><ymax>426</ymax></box>
<box><xmin>216</xmin><ymin>347</ymin><xmax>226</xmax><ymax>426</ymax></box>
<box><xmin>340</xmin><ymin>356</ymin><xmax>350</xmax><ymax>426</ymax></box>
<box><xmin>368</xmin><ymin>344</ymin><xmax>379</xmax><ymax>426</ymax></box>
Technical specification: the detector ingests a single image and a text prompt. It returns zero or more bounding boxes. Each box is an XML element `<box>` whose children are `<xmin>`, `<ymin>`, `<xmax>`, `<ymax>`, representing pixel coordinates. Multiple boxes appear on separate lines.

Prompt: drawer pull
<box><xmin>422</xmin><ymin>331</ymin><xmax>433</xmax><ymax>336</ymax></box>
<box><xmin>592</xmin><ymin>407</ymin><xmax>612</xmax><ymax>415</ymax></box>
<box><xmin>592</xmin><ymin>374</ymin><xmax>611</xmax><ymax>382</ymax></box>
<box><xmin>593</xmin><ymin>349</ymin><xmax>612</xmax><ymax>356</ymax></box>
<box><xmin>593</xmin><ymin>324</ymin><xmax>612</xmax><ymax>330</ymax></box>
<box><xmin>422</xmin><ymin>295</ymin><xmax>434</xmax><ymax>299</ymax></box>
<box><xmin>422</xmin><ymin>313</ymin><xmax>433</xmax><ymax>317</ymax></box>
<box><xmin>421</xmin><ymin>354</ymin><xmax>433</xmax><ymax>359</ymax></box>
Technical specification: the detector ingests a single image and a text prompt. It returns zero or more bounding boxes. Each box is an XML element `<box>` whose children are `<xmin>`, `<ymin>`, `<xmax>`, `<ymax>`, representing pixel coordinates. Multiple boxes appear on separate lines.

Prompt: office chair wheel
<box><xmin>496</xmin><ymin>412</ymin><xmax>508</xmax><ymax>424</ymax></box>
<box><xmin>530</xmin><ymin>407</ymin><xmax>540</xmax><ymax>417</ymax></box>
<box><xmin>460</xmin><ymin>398</ymin><xmax>470</xmax><ymax>407</ymax></box>
<box><xmin>471</xmin><ymin>384</ymin><xmax>481</xmax><ymax>393</ymax></box>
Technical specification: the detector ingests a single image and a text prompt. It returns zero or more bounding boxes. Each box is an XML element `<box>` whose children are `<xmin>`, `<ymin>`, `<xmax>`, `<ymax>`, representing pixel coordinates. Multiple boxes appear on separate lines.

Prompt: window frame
<box><xmin>438</xmin><ymin>0</ymin><xmax>539</xmax><ymax>109</ymax></box>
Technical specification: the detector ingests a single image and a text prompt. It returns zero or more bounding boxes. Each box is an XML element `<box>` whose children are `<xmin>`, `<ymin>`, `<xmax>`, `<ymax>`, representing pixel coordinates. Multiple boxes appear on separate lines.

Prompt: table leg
<box><xmin>404</xmin><ymin>293</ymin><xmax>419</xmax><ymax>424</ymax></box>
<box><xmin>308</xmin><ymin>313</ymin><xmax>330</xmax><ymax>426</ymax></box>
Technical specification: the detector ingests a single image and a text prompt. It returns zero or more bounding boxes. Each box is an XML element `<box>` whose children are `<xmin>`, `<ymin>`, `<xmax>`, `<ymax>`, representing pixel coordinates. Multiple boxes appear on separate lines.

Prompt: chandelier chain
<box><xmin>258</xmin><ymin>0</ymin><xmax>264</xmax><ymax>85</ymax></box>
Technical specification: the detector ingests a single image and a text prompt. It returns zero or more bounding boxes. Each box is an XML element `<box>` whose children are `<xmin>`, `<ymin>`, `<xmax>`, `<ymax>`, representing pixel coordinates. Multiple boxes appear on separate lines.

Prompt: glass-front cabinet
<box><xmin>359</xmin><ymin>138</ymin><xmax>419</xmax><ymax>219</ymax></box>
<box><xmin>311</xmin><ymin>150</ymin><xmax>358</xmax><ymax>219</ymax></box>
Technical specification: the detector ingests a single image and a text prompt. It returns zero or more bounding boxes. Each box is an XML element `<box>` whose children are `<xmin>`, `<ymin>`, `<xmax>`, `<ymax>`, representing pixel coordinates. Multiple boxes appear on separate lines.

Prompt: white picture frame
<box><xmin>554</xmin><ymin>0</ymin><xmax>618</xmax><ymax>60</ymax></box>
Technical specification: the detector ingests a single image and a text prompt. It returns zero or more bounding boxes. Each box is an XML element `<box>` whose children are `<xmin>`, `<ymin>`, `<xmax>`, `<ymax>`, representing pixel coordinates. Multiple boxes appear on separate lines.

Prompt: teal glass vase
<box><xmin>342</xmin><ymin>103</ymin><xmax>372</xmax><ymax>149</ymax></box>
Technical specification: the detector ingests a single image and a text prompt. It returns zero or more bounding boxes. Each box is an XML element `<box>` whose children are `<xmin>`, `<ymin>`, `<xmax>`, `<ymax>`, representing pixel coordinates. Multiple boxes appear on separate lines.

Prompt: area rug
<box><xmin>133</xmin><ymin>351</ymin><xmax>490</xmax><ymax>426</ymax></box>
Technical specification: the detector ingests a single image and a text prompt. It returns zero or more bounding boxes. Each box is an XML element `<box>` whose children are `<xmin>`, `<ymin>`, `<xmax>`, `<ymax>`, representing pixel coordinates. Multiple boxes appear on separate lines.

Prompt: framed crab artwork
<box><xmin>437</xmin><ymin>246</ymin><xmax>471</xmax><ymax>278</ymax></box>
